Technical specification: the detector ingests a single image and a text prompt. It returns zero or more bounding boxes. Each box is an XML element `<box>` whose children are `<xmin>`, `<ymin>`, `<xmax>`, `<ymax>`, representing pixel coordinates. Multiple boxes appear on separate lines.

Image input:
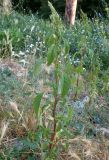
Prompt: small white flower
<box><xmin>74</xmin><ymin>58</ymin><xmax>80</xmax><ymax>64</ymax></box>
<box><xmin>19</xmin><ymin>51</ymin><xmax>25</xmax><ymax>56</ymax></box>
<box><xmin>26</xmin><ymin>50</ymin><xmax>29</xmax><ymax>53</ymax></box>
<box><xmin>30</xmin><ymin>44</ymin><xmax>34</xmax><ymax>48</ymax></box>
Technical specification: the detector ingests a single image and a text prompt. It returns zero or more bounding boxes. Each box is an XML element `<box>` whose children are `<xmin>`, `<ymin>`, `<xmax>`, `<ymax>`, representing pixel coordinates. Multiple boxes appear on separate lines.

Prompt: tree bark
<box><xmin>0</xmin><ymin>0</ymin><xmax>12</xmax><ymax>15</ymax></box>
<box><xmin>65</xmin><ymin>0</ymin><xmax>77</xmax><ymax>25</ymax></box>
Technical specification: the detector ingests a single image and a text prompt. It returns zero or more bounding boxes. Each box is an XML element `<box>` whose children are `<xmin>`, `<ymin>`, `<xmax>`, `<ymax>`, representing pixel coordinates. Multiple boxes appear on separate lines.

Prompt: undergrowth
<box><xmin>0</xmin><ymin>2</ymin><xmax>109</xmax><ymax>160</ymax></box>
<box><xmin>0</xmin><ymin>9</ymin><xmax>109</xmax><ymax>69</ymax></box>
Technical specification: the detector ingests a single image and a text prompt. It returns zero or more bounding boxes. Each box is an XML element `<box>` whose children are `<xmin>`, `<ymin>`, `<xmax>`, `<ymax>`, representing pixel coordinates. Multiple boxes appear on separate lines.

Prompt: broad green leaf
<box><xmin>61</xmin><ymin>73</ymin><xmax>71</xmax><ymax>97</ymax></box>
<box><xmin>33</xmin><ymin>93</ymin><xmax>43</xmax><ymax>117</ymax></box>
<box><xmin>47</xmin><ymin>44</ymin><xmax>55</xmax><ymax>66</ymax></box>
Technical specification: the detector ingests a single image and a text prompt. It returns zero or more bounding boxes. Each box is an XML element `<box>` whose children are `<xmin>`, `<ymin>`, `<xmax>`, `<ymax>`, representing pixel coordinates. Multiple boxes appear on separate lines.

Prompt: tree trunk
<box><xmin>0</xmin><ymin>0</ymin><xmax>12</xmax><ymax>15</ymax></box>
<box><xmin>65</xmin><ymin>0</ymin><xmax>77</xmax><ymax>25</ymax></box>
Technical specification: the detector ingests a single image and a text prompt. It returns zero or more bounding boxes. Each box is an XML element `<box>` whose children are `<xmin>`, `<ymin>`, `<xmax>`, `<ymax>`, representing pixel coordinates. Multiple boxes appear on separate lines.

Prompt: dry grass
<box><xmin>59</xmin><ymin>137</ymin><xmax>109</xmax><ymax>160</ymax></box>
<box><xmin>74</xmin><ymin>138</ymin><xmax>109</xmax><ymax>160</ymax></box>
<box><xmin>0</xmin><ymin>59</ymin><xmax>109</xmax><ymax>159</ymax></box>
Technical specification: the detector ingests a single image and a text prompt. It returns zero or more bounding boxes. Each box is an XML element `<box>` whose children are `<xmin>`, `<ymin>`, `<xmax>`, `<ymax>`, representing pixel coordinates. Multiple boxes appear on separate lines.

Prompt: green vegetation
<box><xmin>0</xmin><ymin>10</ymin><xmax>109</xmax><ymax>69</ymax></box>
<box><xmin>0</xmin><ymin>2</ymin><xmax>109</xmax><ymax>160</ymax></box>
<box><xmin>12</xmin><ymin>0</ymin><xmax>109</xmax><ymax>18</ymax></box>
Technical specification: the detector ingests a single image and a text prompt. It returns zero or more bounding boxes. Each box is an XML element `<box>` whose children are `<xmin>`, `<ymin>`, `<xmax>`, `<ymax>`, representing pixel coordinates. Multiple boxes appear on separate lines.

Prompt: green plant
<box><xmin>1</xmin><ymin>1</ymin><xmax>109</xmax><ymax>159</ymax></box>
<box><xmin>0</xmin><ymin>30</ymin><xmax>12</xmax><ymax>58</ymax></box>
<box><xmin>0</xmin><ymin>10</ymin><xmax>109</xmax><ymax>70</ymax></box>
<box><xmin>32</xmin><ymin>2</ymin><xmax>73</xmax><ymax>159</ymax></box>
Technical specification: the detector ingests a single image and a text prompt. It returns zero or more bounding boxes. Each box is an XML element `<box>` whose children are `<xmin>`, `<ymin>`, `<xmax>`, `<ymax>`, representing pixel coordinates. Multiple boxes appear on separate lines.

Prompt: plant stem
<box><xmin>49</xmin><ymin>64</ymin><xmax>58</xmax><ymax>151</ymax></box>
<box><xmin>74</xmin><ymin>74</ymin><xmax>79</xmax><ymax>100</ymax></box>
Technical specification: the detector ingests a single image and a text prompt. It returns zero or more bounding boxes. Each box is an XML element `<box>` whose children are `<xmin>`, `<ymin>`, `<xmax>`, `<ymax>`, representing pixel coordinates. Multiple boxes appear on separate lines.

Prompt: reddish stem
<box><xmin>49</xmin><ymin>65</ymin><xmax>58</xmax><ymax>151</ymax></box>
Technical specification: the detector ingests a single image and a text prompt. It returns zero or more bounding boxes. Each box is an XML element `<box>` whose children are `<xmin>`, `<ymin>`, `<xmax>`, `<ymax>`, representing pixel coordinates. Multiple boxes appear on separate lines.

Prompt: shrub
<box><xmin>0</xmin><ymin>2</ymin><xmax>109</xmax><ymax>160</ymax></box>
<box><xmin>11</xmin><ymin>0</ymin><xmax>109</xmax><ymax>18</ymax></box>
<box><xmin>0</xmin><ymin>11</ymin><xmax>109</xmax><ymax>69</ymax></box>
